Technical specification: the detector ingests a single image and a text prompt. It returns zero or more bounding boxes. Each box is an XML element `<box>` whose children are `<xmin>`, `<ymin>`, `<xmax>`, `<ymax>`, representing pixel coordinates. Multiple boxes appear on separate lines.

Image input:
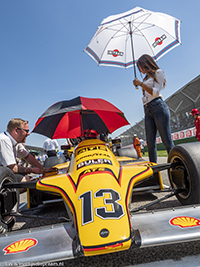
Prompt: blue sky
<box><xmin>0</xmin><ymin>0</ymin><xmax>200</xmax><ymax>148</ymax></box>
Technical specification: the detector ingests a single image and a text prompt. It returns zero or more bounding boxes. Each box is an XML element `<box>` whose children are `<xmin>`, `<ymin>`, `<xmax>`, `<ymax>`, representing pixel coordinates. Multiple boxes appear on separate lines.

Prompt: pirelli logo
<box><xmin>77</xmin><ymin>158</ymin><xmax>112</xmax><ymax>170</ymax></box>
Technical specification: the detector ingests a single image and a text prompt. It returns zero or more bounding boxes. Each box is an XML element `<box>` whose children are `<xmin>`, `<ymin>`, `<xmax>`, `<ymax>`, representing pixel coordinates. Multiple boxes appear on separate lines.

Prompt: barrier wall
<box><xmin>155</xmin><ymin>127</ymin><xmax>198</xmax><ymax>150</ymax></box>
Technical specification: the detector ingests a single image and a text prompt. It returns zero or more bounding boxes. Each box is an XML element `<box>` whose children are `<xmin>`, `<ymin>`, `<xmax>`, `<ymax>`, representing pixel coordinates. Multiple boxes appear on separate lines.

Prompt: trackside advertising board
<box><xmin>156</xmin><ymin>127</ymin><xmax>196</xmax><ymax>144</ymax></box>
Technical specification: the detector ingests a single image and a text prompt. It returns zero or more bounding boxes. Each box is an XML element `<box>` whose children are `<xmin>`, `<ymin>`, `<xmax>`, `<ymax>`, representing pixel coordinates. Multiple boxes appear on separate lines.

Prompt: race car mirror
<box><xmin>61</xmin><ymin>145</ymin><xmax>71</xmax><ymax>150</ymax></box>
<box><xmin>112</xmin><ymin>138</ymin><xmax>121</xmax><ymax>144</ymax></box>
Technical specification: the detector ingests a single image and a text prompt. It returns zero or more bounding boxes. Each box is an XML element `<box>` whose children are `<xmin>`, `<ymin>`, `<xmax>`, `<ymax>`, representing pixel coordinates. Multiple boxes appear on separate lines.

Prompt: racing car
<box><xmin>1</xmin><ymin>135</ymin><xmax>200</xmax><ymax>265</ymax></box>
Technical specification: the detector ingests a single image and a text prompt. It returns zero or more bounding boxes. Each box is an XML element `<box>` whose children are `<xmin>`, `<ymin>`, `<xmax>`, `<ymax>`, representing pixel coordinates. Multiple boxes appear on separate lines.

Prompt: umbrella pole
<box><xmin>128</xmin><ymin>22</ymin><xmax>137</xmax><ymax>78</ymax></box>
<box><xmin>80</xmin><ymin>111</ymin><xmax>83</xmax><ymax>135</ymax></box>
<box><xmin>129</xmin><ymin>22</ymin><xmax>138</xmax><ymax>89</ymax></box>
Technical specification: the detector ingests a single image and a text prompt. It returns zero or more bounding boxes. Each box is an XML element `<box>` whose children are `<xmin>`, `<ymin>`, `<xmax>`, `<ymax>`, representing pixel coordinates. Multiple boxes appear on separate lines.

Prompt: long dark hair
<box><xmin>137</xmin><ymin>54</ymin><xmax>166</xmax><ymax>87</ymax></box>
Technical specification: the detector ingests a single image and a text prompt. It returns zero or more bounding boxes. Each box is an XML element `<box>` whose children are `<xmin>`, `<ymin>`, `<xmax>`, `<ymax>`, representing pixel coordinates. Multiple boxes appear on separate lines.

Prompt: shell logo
<box><xmin>3</xmin><ymin>238</ymin><xmax>38</xmax><ymax>255</ymax></box>
<box><xmin>170</xmin><ymin>216</ymin><xmax>200</xmax><ymax>228</ymax></box>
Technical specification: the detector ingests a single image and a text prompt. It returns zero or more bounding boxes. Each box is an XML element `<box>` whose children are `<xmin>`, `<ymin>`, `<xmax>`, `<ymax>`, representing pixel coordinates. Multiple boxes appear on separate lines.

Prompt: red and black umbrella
<box><xmin>32</xmin><ymin>96</ymin><xmax>129</xmax><ymax>139</ymax></box>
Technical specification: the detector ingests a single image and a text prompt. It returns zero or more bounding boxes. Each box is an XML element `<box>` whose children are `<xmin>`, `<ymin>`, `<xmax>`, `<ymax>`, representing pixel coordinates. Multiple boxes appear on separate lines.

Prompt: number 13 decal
<box><xmin>79</xmin><ymin>189</ymin><xmax>125</xmax><ymax>226</ymax></box>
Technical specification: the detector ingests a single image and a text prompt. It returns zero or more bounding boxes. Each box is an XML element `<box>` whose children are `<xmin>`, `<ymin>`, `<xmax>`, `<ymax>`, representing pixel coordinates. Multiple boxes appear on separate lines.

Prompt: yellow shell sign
<box><xmin>170</xmin><ymin>216</ymin><xmax>200</xmax><ymax>228</ymax></box>
<box><xmin>3</xmin><ymin>238</ymin><xmax>38</xmax><ymax>255</ymax></box>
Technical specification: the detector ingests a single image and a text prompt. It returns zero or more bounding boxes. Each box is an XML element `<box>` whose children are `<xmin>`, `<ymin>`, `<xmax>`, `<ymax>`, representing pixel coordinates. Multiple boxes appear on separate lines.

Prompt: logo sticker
<box><xmin>152</xmin><ymin>34</ymin><xmax>167</xmax><ymax>48</ymax></box>
<box><xmin>77</xmin><ymin>158</ymin><xmax>112</xmax><ymax>170</ymax></box>
<box><xmin>108</xmin><ymin>49</ymin><xmax>124</xmax><ymax>57</ymax></box>
<box><xmin>77</xmin><ymin>153</ymin><xmax>110</xmax><ymax>162</ymax></box>
<box><xmin>76</xmin><ymin>145</ymin><xmax>107</xmax><ymax>156</ymax></box>
<box><xmin>3</xmin><ymin>238</ymin><xmax>38</xmax><ymax>255</ymax></box>
<box><xmin>100</xmin><ymin>228</ymin><xmax>110</xmax><ymax>238</ymax></box>
<box><xmin>170</xmin><ymin>216</ymin><xmax>200</xmax><ymax>228</ymax></box>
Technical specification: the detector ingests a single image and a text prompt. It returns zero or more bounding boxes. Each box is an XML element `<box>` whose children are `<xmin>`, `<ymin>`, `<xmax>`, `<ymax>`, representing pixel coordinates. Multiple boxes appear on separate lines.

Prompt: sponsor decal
<box><xmin>76</xmin><ymin>145</ymin><xmax>107</xmax><ymax>156</ymax></box>
<box><xmin>186</xmin><ymin>129</ymin><xmax>192</xmax><ymax>137</ymax></box>
<box><xmin>3</xmin><ymin>238</ymin><xmax>38</xmax><ymax>255</ymax></box>
<box><xmin>77</xmin><ymin>153</ymin><xmax>110</xmax><ymax>162</ymax></box>
<box><xmin>156</xmin><ymin>137</ymin><xmax>162</xmax><ymax>144</ymax></box>
<box><xmin>156</xmin><ymin>127</ymin><xmax>196</xmax><ymax>144</ymax></box>
<box><xmin>180</xmin><ymin>131</ymin><xmax>185</xmax><ymax>138</ymax></box>
<box><xmin>80</xmin><ymin>167</ymin><xmax>106</xmax><ymax>176</ymax></box>
<box><xmin>170</xmin><ymin>216</ymin><xmax>200</xmax><ymax>228</ymax></box>
<box><xmin>152</xmin><ymin>34</ymin><xmax>167</xmax><ymax>48</ymax></box>
<box><xmin>107</xmin><ymin>49</ymin><xmax>124</xmax><ymax>57</ymax></box>
<box><xmin>173</xmin><ymin>132</ymin><xmax>179</xmax><ymax>140</ymax></box>
<box><xmin>100</xmin><ymin>228</ymin><xmax>110</xmax><ymax>238</ymax></box>
<box><xmin>77</xmin><ymin>158</ymin><xmax>112</xmax><ymax>170</ymax></box>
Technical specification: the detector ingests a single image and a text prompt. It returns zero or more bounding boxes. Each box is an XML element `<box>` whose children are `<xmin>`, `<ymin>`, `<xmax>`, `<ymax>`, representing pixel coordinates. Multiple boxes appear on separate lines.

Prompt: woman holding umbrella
<box><xmin>133</xmin><ymin>54</ymin><xmax>174</xmax><ymax>163</ymax></box>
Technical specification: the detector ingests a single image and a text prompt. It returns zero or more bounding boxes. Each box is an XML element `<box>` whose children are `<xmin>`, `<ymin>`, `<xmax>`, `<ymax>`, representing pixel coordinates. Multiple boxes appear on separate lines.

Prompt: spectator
<box><xmin>0</xmin><ymin>118</ymin><xmax>56</xmax><ymax>192</ymax></box>
<box><xmin>43</xmin><ymin>138</ymin><xmax>59</xmax><ymax>157</ymax></box>
<box><xmin>132</xmin><ymin>134</ymin><xmax>142</xmax><ymax>158</ymax></box>
<box><xmin>115</xmin><ymin>142</ymin><xmax>122</xmax><ymax>156</ymax></box>
<box><xmin>139</xmin><ymin>137</ymin><xmax>145</xmax><ymax>155</ymax></box>
<box><xmin>37</xmin><ymin>156</ymin><xmax>42</xmax><ymax>164</ymax></box>
<box><xmin>42</xmin><ymin>154</ymin><xmax>48</xmax><ymax>163</ymax></box>
<box><xmin>191</xmin><ymin>108</ymin><xmax>200</xmax><ymax>141</ymax></box>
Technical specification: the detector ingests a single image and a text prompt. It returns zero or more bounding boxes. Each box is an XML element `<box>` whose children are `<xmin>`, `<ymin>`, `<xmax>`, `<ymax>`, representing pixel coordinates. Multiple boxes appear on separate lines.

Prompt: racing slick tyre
<box><xmin>168</xmin><ymin>142</ymin><xmax>200</xmax><ymax>205</ymax></box>
<box><xmin>0</xmin><ymin>167</ymin><xmax>19</xmax><ymax>234</ymax></box>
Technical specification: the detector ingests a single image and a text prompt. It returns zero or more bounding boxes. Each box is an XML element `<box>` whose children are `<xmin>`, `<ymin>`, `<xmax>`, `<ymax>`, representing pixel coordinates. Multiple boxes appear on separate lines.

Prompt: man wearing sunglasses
<box><xmin>0</xmin><ymin>118</ymin><xmax>56</xmax><ymax>188</ymax></box>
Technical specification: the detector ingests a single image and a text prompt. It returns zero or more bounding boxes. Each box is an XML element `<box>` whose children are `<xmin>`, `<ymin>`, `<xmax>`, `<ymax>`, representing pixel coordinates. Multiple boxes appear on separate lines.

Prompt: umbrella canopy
<box><xmin>84</xmin><ymin>6</ymin><xmax>181</xmax><ymax>76</ymax></box>
<box><xmin>32</xmin><ymin>96</ymin><xmax>129</xmax><ymax>139</ymax></box>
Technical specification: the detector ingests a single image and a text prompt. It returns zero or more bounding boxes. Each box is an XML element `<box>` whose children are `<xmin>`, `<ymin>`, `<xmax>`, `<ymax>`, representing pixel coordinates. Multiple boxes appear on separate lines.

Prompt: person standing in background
<box><xmin>191</xmin><ymin>108</ymin><xmax>200</xmax><ymax>141</ymax></box>
<box><xmin>132</xmin><ymin>134</ymin><xmax>142</xmax><ymax>158</ymax></box>
<box><xmin>43</xmin><ymin>138</ymin><xmax>59</xmax><ymax>157</ymax></box>
<box><xmin>139</xmin><ymin>137</ymin><xmax>145</xmax><ymax>155</ymax></box>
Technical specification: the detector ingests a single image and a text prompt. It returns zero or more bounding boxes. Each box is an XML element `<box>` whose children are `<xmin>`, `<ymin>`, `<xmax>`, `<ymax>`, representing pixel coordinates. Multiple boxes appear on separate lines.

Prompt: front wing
<box><xmin>2</xmin><ymin>205</ymin><xmax>200</xmax><ymax>264</ymax></box>
<box><xmin>0</xmin><ymin>222</ymin><xmax>76</xmax><ymax>266</ymax></box>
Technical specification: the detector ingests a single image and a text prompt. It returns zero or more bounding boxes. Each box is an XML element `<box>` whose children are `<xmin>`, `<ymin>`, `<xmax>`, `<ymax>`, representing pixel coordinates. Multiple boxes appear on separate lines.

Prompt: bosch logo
<box><xmin>108</xmin><ymin>49</ymin><xmax>124</xmax><ymax>57</ymax></box>
<box><xmin>152</xmin><ymin>34</ymin><xmax>167</xmax><ymax>48</ymax></box>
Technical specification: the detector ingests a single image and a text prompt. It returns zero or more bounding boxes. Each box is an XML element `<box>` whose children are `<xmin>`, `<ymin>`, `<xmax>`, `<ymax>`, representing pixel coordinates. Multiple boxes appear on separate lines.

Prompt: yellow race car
<box><xmin>1</xmin><ymin>137</ymin><xmax>200</xmax><ymax>265</ymax></box>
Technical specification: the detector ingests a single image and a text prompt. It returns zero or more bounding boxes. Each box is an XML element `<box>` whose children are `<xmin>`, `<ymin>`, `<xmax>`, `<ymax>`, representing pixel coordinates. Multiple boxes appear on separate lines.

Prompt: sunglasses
<box><xmin>17</xmin><ymin>128</ymin><xmax>30</xmax><ymax>133</ymax></box>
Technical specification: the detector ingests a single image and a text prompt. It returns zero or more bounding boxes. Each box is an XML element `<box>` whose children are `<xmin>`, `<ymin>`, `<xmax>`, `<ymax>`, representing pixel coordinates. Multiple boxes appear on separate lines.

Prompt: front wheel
<box><xmin>168</xmin><ymin>142</ymin><xmax>200</xmax><ymax>205</ymax></box>
<box><xmin>0</xmin><ymin>167</ymin><xmax>19</xmax><ymax>234</ymax></box>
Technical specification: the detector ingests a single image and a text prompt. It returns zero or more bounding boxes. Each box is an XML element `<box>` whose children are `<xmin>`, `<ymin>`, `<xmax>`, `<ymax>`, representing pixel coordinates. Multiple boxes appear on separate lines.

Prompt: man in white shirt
<box><xmin>43</xmin><ymin>138</ymin><xmax>59</xmax><ymax>157</ymax></box>
<box><xmin>0</xmin><ymin>118</ymin><xmax>55</xmax><ymax>185</ymax></box>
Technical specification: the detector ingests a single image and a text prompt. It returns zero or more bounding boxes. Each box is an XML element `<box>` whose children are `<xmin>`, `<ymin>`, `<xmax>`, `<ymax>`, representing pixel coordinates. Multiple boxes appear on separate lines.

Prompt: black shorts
<box><xmin>47</xmin><ymin>150</ymin><xmax>57</xmax><ymax>157</ymax></box>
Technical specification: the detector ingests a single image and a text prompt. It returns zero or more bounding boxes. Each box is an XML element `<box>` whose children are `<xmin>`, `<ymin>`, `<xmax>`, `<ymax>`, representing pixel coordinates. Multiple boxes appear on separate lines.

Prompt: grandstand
<box><xmin>118</xmin><ymin>74</ymin><xmax>200</xmax><ymax>147</ymax></box>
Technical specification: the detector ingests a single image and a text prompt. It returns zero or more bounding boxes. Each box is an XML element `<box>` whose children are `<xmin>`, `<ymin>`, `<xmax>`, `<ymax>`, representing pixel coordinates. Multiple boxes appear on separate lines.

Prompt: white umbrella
<box><xmin>84</xmin><ymin>6</ymin><xmax>181</xmax><ymax>78</ymax></box>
